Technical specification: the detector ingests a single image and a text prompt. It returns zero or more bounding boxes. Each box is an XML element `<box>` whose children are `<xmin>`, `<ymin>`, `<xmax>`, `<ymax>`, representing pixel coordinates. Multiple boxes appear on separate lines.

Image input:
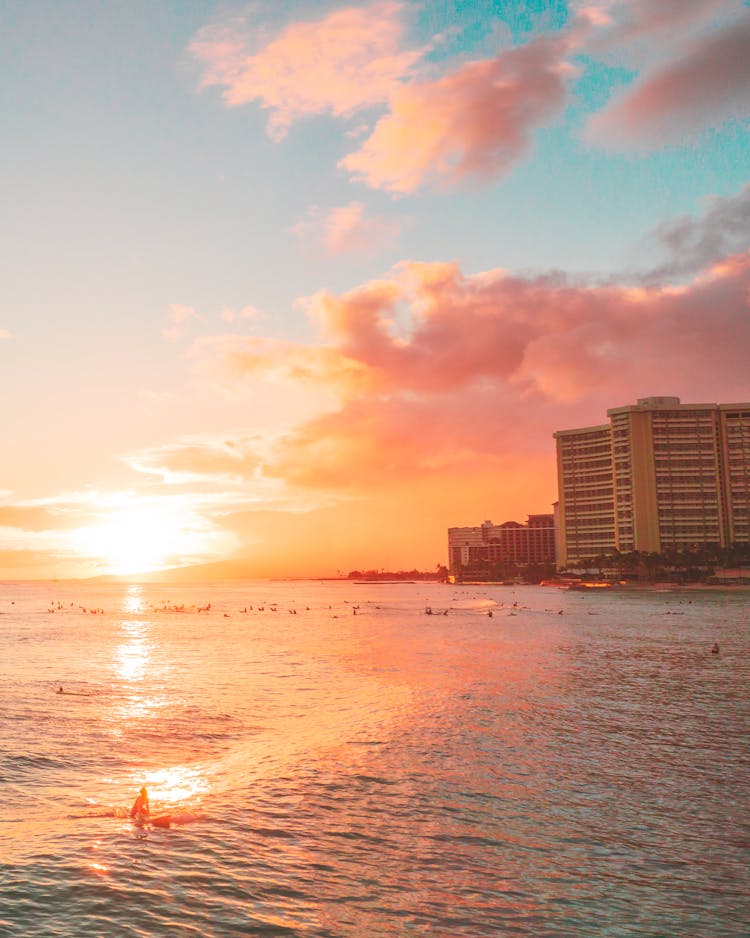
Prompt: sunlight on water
<box><xmin>113</xmin><ymin>620</ymin><xmax>151</xmax><ymax>682</ymax></box>
<box><xmin>111</xmin><ymin>694</ymin><xmax>169</xmax><ymax>728</ymax></box>
<box><xmin>123</xmin><ymin>584</ymin><xmax>144</xmax><ymax>615</ymax></box>
<box><xmin>140</xmin><ymin>764</ymin><xmax>211</xmax><ymax>804</ymax></box>
<box><xmin>1</xmin><ymin>580</ymin><xmax>748</xmax><ymax>937</ymax></box>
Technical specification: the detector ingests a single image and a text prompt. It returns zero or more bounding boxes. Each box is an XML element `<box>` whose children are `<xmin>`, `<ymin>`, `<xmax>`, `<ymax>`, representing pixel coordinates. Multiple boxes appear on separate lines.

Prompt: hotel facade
<box><xmin>554</xmin><ymin>397</ymin><xmax>750</xmax><ymax>568</ymax></box>
<box><xmin>448</xmin><ymin>514</ymin><xmax>556</xmax><ymax>578</ymax></box>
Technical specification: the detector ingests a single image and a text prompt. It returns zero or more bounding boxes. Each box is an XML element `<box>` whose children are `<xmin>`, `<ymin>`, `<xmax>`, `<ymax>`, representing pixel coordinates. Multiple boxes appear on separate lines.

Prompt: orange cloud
<box><xmin>123</xmin><ymin>439</ymin><xmax>263</xmax><ymax>484</ymax></box>
<box><xmin>163</xmin><ymin>303</ymin><xmax>199</xmax><ymax>340</ymax></box>
<box><xmin>220</xmin><ymin>304</ymin><xmax>258</xmax><ymax>323</ymax></box>
<box><xmin>0</xmin><ymin>504</ymin><xmax>86</xmax><ymax>531</ymax></box>
<box><xmin>585</xmin><ymin>10</ymin><xmax>750</xmax><ymax>147</ymax></box>
<box><xmin>190</xmin><ymin>1</ymin><xmax>422</xmax><ymax>140</ymax></box>
<box><xmin>0</xmin><ymin>548</ymin><xmax>75</xmax><ymax>575</ymax></box>
<box><xmin>341</xmin><ymin>36</ymin><xmax>571</xmax><ymax>192</ymax></box>
<box><xmin>190</xmin><ymin>334</ymin><xmax>375</xmax><ymax>397</ymax></box>
<box><xmin>262</xmin><ymin>390</ymin><xmax>562</xmax><ymax>491</ymax></box>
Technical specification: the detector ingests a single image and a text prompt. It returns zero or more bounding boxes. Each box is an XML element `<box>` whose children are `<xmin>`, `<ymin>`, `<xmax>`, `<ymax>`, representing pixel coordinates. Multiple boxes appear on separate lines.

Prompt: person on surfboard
<box><xmin>130</xmin><ymin>787</ymin><xmax>150</xmax><ymax>823</ymax></box>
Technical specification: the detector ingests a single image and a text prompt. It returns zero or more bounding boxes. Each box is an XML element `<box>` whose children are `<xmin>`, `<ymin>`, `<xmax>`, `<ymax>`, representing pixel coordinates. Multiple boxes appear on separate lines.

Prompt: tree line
<box><xmin>567</xmin><ymin>542</ymin><xmax>750</xmax><ymax>583</ymax></box>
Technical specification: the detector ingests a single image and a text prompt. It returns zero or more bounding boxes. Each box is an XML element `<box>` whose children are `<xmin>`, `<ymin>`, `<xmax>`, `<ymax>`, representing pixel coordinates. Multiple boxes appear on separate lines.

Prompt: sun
<box><xmin>73</xmin><ymin>502</ymin><xmax>199</xmax><ymax>575</ymax></box>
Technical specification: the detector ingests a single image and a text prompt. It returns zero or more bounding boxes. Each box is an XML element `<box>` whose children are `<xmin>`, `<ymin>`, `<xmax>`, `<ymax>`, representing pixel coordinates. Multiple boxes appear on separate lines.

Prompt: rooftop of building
<box><xmin>554</xmin><ymin>398</ymin><xmax>750</xmax><ymax>437</ymax></box>
<box><xmin>553</xmin><ymin>423</ymin><xmax>610</xmax><ymax>439</ymax></box>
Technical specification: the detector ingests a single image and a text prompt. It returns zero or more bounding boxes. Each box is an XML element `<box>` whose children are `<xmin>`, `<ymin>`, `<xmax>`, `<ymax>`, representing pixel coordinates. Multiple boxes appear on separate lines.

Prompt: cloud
<box><xmin>293</xmin><ymin>202</ymin><xmax>400</xmax><ymax>255</ymax></box>
<box><xmin>340</xmin><ymin>35</ymin><xmax>572</xmax><ymax>192</ymax></box>
<box><xmin>189</xmin><ymin>1</ymin><xmax>422</xmax><ymax>140</ymax></box>
<box><xmin>191</xmin><ymin>233</ymin><xmax>750</xmax><ymax>499</ymax></box>
<box><xmin>169</xmin><ymin>303</ymin><xmax>197</xmax><ymax>323</ymax></box>
<box><xmin>322</xmin><ymin>202</ymin><xmax>400</xmax><ymax>255</ymax></box>
<box><xmin>0</xmin><ymin>329</ymin><xmax>10</xmax><ymax>338</ymax></box>
<box><xmin>576</xmin><ymin>0</ymin><xmax>731</xmax><ymax>43</ymax></box>
<box><xmin>643</xmin><ymin>183</ymin><xmax>750</xmax><ymax>280</ymax></box>
<box><xmin>188</xmin><ymin>0</ymin><xmax>743</xmax><ymax>193</ymax></box>
<box><xmin>203</xmin><ymin>248</ymin><xmax>750</xmax><ymax>407</ymax></box>
<box><xmin>0</xmin><ymin>549</ymin><xmax>71</xmax><ymax>571</ymax></box>
<box><xmin>304</xmin><ymin>256</ymin><xmax>750</xmax><ymax>400</ymax></box>
<box><xmin>190</xmin><ymin>333</ymin><xmax>375</xmax><ymax>397</ymax></box>
<box><xmin>123</xmin><ymin>438</ymin><xmax>263</xmax><ymax>484</ymax></box>
<box><xmin>220</xmin><ymin>305</ymin><xmax>258</xmax><ymax>323</ymax></box>
<box><xmin>585</xmin><ymin>10</ymin><xmax>750</xmax><ymax>147</ymax></box>
<box><xmin>0</xmin><ymin>504</ymin><xmax>83</xmax><ymax>531</ymax></box>
<box><xmin>262</xmin><ymin>390</ymin><xmax>562</xmax><ymax>490</ymax></box>
<box><xmin>163</xmin><ymin>303</ymin><xmax>199</xmax><ymax>341</ymax></box>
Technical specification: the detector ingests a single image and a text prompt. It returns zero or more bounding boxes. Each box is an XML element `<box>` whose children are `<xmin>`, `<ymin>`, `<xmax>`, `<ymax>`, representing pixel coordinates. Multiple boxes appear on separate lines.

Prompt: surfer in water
<box><xmin>130</xmin><ymin>787</ymin><xmax>150</xmax><ymax>824</ymax></box>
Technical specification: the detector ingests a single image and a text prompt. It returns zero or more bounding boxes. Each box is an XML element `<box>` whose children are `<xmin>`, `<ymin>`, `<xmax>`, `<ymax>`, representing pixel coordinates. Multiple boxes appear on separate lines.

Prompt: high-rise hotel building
<box><xmin>554</xmin><ymin>397</ymin><xmax>750</xmax><ymax>567</ymax></box>
<box><xmin>448</xmin><ymin>514</ymin><xmax>555</xmax><ymax>576</ymax></box>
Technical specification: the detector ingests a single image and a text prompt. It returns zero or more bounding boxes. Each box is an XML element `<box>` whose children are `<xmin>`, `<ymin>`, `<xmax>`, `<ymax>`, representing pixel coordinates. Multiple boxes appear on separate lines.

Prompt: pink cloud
<box><xmin>248</xmin><ymin>264</ymin><xmax>749</xmax><ymax>508</ymax></box>
<box><xmin>159</xmin><ymin>176</ymin><xmax>750</xmax><ymax>522</ymax></box>
<box><xmin>200</xmin><ymin>249</ymin><xmax>750</xmax><ymax>409</ymax></box>
<box><xmin>301</xmin><ymin>256</ymin><xmax>750</xmax><ymax>400</ymax></box>
<box><xmin>586</xmin><ymin>11</ymin><xmax>750</xmax><ymax>147</ymax></box>
<box><xmin>190</xmin><ymin>1</ymin><xmax>422</xmax><ymax>140</ymax></box>
<box><xmin>340</xmin><ymin>36</ymin><xmax>571</xmax><ymax>192</ymax></box>
<box><xmin>186</xmin><ymin>240</ymin><xmax>750</xmax><ymax>502</ymax></box>
<box><xmin>293</xmin><ymin>202</ymin><xmax>400</xmax><ymax>255</ymax></box>
<box><xmin>323</xmin><ymin>202</ymin><xmax>400</xmax><ymax>255</ymax></box>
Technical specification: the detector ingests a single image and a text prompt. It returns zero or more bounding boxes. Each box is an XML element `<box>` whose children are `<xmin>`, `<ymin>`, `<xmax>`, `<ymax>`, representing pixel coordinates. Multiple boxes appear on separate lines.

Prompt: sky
<box><xmin>1</xmin><ymin>0</ymin><xmax>749</xmax><ymax>579</ymax></box>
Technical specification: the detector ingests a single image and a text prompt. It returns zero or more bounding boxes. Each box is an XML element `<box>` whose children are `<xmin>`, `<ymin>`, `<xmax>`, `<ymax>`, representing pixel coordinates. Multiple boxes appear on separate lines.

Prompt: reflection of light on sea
<box><xmin>111</xmin><ymin>615</ymin><xmax>167</xmax><ymax>727</ymax></box>
<box><xmin>124</xmin><ymin>584</ymin><xmax>144</xmax><ymax>615</ymax></box>
<box><xmin>115</xmin><ymin>641</ymin><xmax>149</xmax><ymax>682</ymax></box>
<box><xmin>112</xmin><ymin>695</ymin><xmax>167</xmax><ymax>728</ymax></box>
<box><xmin>140</xmin><ymin>764</ymin><xmax>210</xmax><ymax>804</ymax></box>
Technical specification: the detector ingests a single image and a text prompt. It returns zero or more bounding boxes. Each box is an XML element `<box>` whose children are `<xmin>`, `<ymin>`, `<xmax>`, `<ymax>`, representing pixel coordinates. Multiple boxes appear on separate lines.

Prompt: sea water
<box><xmin>1</xmin><ymin>580</ymin><xmax>748</xmax><ymax>937</ymax></box>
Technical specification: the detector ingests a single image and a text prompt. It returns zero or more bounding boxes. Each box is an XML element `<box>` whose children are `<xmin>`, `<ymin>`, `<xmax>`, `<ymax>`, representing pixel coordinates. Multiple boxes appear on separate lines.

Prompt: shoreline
<box><xmin>547</xmin><ymin>581</ymin><xmax>750</xmax><ymax>592</ymax></box>
<box><xmin>449</xmin><ymin>579</ymin><xmax>750</xmax><ymax>592</ymax></box>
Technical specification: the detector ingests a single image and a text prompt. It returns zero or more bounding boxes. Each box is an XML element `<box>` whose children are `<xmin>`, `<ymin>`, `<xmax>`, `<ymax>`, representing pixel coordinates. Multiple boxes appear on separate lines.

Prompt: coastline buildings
<box><xmin>554</xmin><ymin>397</ymin><xmax>750</xmax><ymax>568</ymax></box>
<box><xmin>448</xmin><ymin>514</ymin><xmax>555</xmax><ymax>579</ymax></box>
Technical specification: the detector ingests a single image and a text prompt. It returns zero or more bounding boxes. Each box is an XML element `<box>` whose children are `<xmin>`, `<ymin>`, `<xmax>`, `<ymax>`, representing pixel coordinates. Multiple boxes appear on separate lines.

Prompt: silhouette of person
<box><xmin>130</xmin><ymin>787</ymin><xmax>150</xmax><ymax>822</ymax></box>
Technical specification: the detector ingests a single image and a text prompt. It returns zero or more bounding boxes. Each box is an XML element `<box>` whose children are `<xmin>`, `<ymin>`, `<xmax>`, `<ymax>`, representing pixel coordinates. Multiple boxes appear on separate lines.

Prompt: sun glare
<box><xmin>142</xmin><ymin>765</ymin><xmax>210</xmax><ymax>804</ymax></box>
<box><xmin>73</xmin><ymin>503</ymin><xmax>200</xmax><ymax>575</ymax></box>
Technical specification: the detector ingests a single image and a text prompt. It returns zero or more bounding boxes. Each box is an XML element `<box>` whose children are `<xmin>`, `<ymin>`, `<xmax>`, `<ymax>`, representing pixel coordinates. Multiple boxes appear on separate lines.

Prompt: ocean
<box><xmin>1</xmin><ymin>580</ymin><xmax>748</xmax><ymax>937</ymax></box>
